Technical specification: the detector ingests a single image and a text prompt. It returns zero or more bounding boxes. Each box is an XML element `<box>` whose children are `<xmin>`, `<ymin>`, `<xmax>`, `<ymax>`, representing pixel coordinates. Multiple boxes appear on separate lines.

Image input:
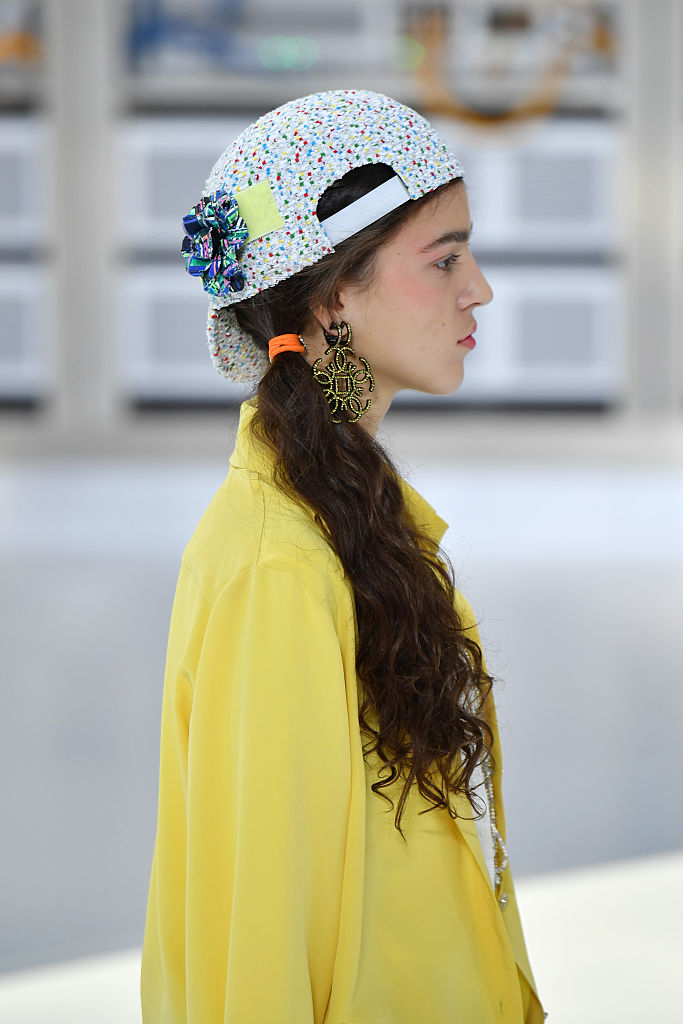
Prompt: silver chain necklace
<box><xmin>482</xmin><ymin>753</ymin><xmax>510</xmax><ymax>902</ymax></box>
<box><xmin>463</xmin><ymin>689</ymin><xmax>510</xmax><ymax>907</ymax></box>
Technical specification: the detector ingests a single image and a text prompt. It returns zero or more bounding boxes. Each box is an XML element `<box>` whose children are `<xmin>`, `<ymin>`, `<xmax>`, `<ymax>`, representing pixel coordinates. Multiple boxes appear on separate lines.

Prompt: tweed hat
<box><xmin>180</xmin><ymin>88</ymin><xmax>465</xmax><ymax>384</ymax></box>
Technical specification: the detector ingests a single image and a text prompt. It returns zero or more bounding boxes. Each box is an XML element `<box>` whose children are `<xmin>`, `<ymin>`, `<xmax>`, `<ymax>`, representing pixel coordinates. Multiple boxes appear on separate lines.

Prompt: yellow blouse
<box><xmin>140</xmin><ymin>397</ymin><xmax>546</xmax><ymax>1023</ymax></box>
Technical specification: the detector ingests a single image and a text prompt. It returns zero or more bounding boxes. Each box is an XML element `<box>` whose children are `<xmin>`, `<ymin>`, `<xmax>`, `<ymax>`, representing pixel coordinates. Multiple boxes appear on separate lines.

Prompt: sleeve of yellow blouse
<box><xmin>184</xmin><ymin>563</ymin><xmax>351</xmax><ymax>1024</ymax></box>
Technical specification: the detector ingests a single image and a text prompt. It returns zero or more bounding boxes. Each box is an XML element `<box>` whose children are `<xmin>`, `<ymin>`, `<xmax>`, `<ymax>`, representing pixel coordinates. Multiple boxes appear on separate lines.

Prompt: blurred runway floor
<box><xmin>0</xmin><ymin>850</ymin><xmax>680</xmax><ymax>1024</ymax></box>
<box><xmin>1</xmin><ymin>454</ymin><xmax>682</xmax><ymax>974</ymax></box>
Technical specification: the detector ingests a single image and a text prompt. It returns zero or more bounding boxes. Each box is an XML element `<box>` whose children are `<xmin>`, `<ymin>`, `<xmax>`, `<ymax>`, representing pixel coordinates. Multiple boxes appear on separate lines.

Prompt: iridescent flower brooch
<box><xmin>181</xmin><ymin>189</ymin><xmax>249</xmax><ymax>297</ymax></box>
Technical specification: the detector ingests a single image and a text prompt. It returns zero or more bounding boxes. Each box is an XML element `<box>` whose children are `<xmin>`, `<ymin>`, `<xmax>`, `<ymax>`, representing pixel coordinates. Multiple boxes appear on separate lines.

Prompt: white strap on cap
<box><xmin>319</xmin><ymin>174</ymin><xmax>411</xmax><ymax>246</ymax></box>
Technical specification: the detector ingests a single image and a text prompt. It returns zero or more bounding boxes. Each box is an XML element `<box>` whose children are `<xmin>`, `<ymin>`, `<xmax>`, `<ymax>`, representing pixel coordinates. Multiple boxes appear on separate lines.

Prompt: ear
<box><xmin>311</xmin><ymin>292</ymin><xmax>345</xmax><ymax>332</ymax></box>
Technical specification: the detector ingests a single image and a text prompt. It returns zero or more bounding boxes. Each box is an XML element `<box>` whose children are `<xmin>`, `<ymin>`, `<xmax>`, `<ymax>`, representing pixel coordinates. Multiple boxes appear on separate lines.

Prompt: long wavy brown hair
<box><xmin>232</xmin><ymin>163</ymin><xmax>495</xmax><ymax>839</ymax></box>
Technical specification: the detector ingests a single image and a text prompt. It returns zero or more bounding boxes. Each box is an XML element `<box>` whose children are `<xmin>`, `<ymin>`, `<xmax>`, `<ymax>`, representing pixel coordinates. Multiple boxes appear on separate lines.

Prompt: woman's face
<box><xmin>307</xmin><ymin>183</ymin><xmax>493</xmax><ymax>434</ymax></box>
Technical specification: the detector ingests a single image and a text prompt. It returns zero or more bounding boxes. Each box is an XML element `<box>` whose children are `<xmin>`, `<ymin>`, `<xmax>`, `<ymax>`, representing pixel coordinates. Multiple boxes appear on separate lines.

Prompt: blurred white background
<box><xmin>1</xmin><ymin>0</ymin><xmax>682</xmax><ymax>1021</ymax></box>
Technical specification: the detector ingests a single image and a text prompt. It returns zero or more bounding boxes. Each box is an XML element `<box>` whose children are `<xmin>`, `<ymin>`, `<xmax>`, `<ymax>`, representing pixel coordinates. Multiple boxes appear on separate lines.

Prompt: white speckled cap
<box><xmin>182</xmin><ymin>88</ymin><xmax>465</xmax><ymax>383</ymax></box>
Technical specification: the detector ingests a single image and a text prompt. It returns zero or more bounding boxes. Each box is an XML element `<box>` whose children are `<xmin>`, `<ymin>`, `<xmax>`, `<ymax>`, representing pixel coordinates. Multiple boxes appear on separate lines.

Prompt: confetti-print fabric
<box><xmin>199</xmin><ymin>89</ymin><xmax>465</xmax><ymax>383</ymax></box>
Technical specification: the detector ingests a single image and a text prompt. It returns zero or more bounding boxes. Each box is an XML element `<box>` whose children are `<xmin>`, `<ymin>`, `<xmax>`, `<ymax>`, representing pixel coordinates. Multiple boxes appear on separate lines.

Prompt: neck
<box><xmin>355</xmin><ymin>379</ymin><xmax>398</xmax><ymax>438</ymax></box>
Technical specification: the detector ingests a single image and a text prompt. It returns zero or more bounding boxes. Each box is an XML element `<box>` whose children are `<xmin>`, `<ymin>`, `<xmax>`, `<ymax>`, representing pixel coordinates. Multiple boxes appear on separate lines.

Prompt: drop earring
<box><xmin>311</xmin><ymin>320</ymin><xmax>375</xmax><ymax>424</ymax></box>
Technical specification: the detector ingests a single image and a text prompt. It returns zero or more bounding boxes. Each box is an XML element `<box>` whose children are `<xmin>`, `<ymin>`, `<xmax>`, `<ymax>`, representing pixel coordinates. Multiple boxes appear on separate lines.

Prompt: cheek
<box><xmin>376</xmin><ymin>266</ymin><xmax>441</xmax><ymax>319</ymax></box>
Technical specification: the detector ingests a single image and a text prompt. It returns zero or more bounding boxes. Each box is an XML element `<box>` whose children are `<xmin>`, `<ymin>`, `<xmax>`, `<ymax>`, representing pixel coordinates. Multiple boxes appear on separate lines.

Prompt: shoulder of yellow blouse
<box><xmin>230</xmin><ymin>397</ymin><xmax>450</xmax><ymax>541</ymax></box>
<box><xmin>181</xmin><ymin>450</ymin><xmax>345</xmax><ymax>611</ymax></box>
<box><xmin>181</xmin><ymin>396</ymin><xmax>451</xmax><ymax>608</ymax></box>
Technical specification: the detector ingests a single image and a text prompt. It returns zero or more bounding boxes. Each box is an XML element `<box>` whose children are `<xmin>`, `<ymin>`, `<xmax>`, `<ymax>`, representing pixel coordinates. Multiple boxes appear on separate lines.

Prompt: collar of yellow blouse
<box><xmin>229</xmin><ymin>397</ymin><xmax>450</xmax><ymax>549</ymax></box>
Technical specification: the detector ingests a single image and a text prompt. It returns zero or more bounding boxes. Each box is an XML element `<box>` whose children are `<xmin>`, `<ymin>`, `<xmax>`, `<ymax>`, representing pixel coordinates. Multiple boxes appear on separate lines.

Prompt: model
<box><xmin>140</xmin><ymin>88</ymin><xmax>547</xmax><ymax>1023</ymax></box>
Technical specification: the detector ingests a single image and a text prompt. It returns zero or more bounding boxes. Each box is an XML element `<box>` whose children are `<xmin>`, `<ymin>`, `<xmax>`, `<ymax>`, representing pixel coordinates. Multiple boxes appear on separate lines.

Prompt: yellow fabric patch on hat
<box><xmin>236</xmin><ymin>180</ymin><xmax>284</xmax><ymax>242</ymax></box>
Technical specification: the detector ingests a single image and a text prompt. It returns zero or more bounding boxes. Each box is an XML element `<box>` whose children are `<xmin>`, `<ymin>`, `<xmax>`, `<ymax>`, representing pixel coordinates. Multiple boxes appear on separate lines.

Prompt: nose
<box><xmin>459</xmin><ymin>254</ymin><xmax>494</xmax><ymax>307</ymax></box>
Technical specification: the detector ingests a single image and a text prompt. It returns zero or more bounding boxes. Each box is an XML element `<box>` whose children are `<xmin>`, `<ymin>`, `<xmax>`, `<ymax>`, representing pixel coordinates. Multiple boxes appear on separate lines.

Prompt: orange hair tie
<box><xmin>268</xmin><ymin>333</ymin><xmax>307</xmax><ymax>362</ymax></box>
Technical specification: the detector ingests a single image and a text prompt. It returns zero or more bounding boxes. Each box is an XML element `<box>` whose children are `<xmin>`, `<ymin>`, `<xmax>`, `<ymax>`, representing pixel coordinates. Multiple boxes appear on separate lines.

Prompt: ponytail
<box><xmin>232</xmin><ymin>166</ymin><xmax>494</xmax><ymax>839</ymax></box>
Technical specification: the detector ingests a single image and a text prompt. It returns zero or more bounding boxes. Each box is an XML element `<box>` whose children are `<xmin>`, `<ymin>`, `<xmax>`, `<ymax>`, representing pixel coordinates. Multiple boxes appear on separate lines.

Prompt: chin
<box><xmin>422</xmin><ymin>370</ymin><xmax>465</xmax><ymax>397</ymax></box>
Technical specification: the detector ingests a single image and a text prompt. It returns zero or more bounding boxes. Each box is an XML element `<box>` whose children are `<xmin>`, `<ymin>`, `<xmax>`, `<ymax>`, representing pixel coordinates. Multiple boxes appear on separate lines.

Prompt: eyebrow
<box><xmin>418</xmin><ymin>223</ymin><xmax>474</xmax><ymax>253</ymax></box>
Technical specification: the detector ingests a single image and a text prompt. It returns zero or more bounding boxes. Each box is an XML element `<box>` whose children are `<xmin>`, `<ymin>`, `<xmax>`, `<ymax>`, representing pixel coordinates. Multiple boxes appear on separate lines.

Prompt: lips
<box><xmin>458</xmin><ymin>322</ymin><xmax>477</xmax><ymax>342</ymax></box>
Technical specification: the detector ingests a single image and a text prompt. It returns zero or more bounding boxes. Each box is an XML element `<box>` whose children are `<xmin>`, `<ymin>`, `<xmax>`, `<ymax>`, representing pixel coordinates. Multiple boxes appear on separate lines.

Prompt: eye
<box><xmin>435</xmin><ymin>253</ymin><xmax>461</xmax><ymax>272</ymax></box>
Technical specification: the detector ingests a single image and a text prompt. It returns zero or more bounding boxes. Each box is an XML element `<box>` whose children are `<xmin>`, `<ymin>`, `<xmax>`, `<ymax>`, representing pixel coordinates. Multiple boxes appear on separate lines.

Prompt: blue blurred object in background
<box><xmin>126</xmin><ymin>0</ymin><xmax>249</xmax><ymax>73</ymax></box>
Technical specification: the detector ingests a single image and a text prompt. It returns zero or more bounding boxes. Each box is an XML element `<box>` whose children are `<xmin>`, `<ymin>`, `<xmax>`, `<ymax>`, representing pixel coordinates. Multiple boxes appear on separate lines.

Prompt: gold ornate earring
<box><xmin>311</xmin><ymin>320</ymin><xmax>375</xmax><ymax>424</ymax></box>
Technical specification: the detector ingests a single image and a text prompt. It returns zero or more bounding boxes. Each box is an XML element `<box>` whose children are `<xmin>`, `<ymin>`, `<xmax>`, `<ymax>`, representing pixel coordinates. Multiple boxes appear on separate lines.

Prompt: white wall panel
<box><xmin>0</xmin><ymin>266</ymin><xmax>51</xmax><ymax>398</ymax></box>
<box><xmin>0</xmin><ymin>116</ymin><xmax>52</xmax><ymax>249</ymax></box>
<box><xmin>466</xmin><ymin>263</ymin><xmax>626</xmax><ymax>402</ymax></box>
<box><xmin>117</xmin><ymin>264</ymin><xmax>250</xmax><ymax>401</ymax></box>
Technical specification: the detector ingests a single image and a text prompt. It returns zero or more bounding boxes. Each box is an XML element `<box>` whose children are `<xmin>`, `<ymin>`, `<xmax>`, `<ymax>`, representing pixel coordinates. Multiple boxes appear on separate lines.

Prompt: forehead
<box><xmin>393</xmin><ymin>183</ymin><xmax>471</xmax><ymax>249</ymax></box>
